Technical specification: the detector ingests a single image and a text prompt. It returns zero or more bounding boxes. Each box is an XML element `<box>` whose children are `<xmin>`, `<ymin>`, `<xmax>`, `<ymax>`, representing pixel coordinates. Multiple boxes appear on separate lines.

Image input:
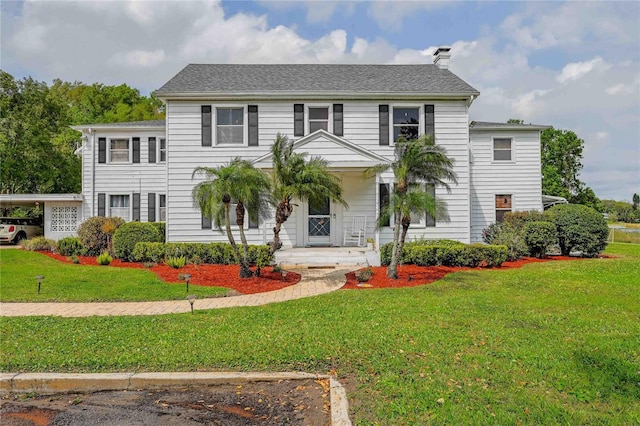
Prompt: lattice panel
<box><xmin>309</xmin><ymin>217</ymin><xmax>330</xmax><ymax>236</ymax></box>
<box><xmin>51</xmin><ymin>206</ymin><xmax>78</xmax><ymax>232</ymax></box>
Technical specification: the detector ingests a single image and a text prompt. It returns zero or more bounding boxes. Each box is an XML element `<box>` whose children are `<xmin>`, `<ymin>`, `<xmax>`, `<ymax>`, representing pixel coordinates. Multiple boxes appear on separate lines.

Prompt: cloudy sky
<box><xmin>2</xmin><ymin>0</ymin><xmax>639</xmax><ymax>201</ymax></box>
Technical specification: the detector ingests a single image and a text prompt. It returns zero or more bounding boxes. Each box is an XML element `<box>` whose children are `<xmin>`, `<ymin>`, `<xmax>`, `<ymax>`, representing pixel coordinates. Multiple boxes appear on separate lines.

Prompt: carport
<box><xmin>0</xmin><ymin>194</ymin><xmax>83</xmax><ymax>241</ymax></box>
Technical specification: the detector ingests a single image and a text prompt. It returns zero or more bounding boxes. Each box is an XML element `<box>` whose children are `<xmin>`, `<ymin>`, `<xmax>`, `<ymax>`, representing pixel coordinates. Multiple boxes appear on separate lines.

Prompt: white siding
<box><xmin>165</xmin><ymin>99</ymin><xmax>471</xmax><ymax>244</ymax></box>
<box><xmin>469</xmin><ymin>130</ymin><xmax>543</xmax><ymax>242</ymax></box>
<box><xmin>81</xmin><ymin>129</ymin><xmax>167</xmax><ymax>223</ymax></box>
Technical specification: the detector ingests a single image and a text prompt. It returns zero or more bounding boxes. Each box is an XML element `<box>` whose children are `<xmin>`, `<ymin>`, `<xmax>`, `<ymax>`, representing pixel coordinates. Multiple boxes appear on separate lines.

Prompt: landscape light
<box><xmin>187</xmin><ymin>294</ymin><xmax>196</xmax><ymax>314</ymax></box>
<box><xmin>35</xmin><ymin>275</ymin><xmax>45</xmax><ymax>294</ymax></box>
<box><xmin>182</xmin><ymin>274</ymin><xmax>191</xmax><ymax>293</ymax></box>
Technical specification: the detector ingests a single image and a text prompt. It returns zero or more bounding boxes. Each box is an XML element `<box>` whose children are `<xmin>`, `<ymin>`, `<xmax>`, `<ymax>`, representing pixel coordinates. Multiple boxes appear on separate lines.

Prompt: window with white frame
<box><xmin>495</xmin><ymin>194</ymin><xmax>512</xmax><ymax>222</ymax></box>
<box><xmin>408</xmin><ymin>184</ymin><xmax>436</xmax><ymax>227</ymax></box>
<box><xmin>393</xmin><ymin>107</ymin><xmax>419</xmax><ymax>142</ymax></box>
<box><xmin>159</xmin><ymin>138</ymin><xmax>166</xmax><ymax>162</ymax></box>
<box><xmin>493</xmin><ymin>138</ymin><xmax>512</xmax><ymax>161</ymax></box>
<box><xmin>110</xmin><ymin>195</ymin><xmax>130</xmax><ymax>220</ymax></box>
<box><xmin>110</xmin><ymin>138</ymin><xmax>130</xmax><ymax>163</ymax></box>
<box><xmin>216</xmin><ymin>107</ymin><xmax>244</xmax><ymax>144</ymax></box>
<box><xmin>308</xmin><ymin>107</ymin><xmax>329</xmax><ymax>132</ymax></box>
<box><xmin>159</xmin><ymin>194</ymin><xmax>166</xmax><ymax>222</ymax></box>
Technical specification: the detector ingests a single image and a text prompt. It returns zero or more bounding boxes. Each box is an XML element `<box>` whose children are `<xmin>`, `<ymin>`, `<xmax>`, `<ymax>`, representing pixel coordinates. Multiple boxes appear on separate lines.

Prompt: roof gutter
<box><xmin>154</xmin><ymin>91</ymin><xmax>480</xmax><ymax>102</ymax></box>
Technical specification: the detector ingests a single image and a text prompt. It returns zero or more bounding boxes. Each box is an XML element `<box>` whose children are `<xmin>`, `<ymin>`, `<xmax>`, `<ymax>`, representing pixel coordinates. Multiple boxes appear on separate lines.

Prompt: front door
<box><xmin>307</xmin><ymin>197</ymin><xmax>332</xmax><ymax>246</ymax></box>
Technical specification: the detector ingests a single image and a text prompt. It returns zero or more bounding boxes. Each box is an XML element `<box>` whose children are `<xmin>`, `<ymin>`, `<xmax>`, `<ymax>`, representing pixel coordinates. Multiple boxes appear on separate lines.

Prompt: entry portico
<box><xmin>252</xmin><ymin>129</ymin><xmax>389</xmax><ymax>248</ymax></box>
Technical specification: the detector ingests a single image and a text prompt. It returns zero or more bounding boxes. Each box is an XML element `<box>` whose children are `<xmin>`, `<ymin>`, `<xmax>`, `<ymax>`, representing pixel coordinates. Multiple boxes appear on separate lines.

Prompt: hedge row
<box><xmin>381</xmin><ymin>239</ymin><xmax>507</xmax><ymax>267</ymax></box>
<box><xmin>132</xmin><ymin>242</ymin><xmax>273</xmax><ymax>267</ymax></box>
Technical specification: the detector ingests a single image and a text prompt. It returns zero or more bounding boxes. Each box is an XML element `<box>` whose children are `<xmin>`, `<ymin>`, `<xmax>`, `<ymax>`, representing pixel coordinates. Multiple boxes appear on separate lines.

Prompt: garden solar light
<box><xmin>35</xmin><ymin>275</ymin><xmax>44</xmax><ymax>294</ymax></box>
<box><xmin>187</xmin><ymin>294</ymin><xmax>196</xmax><ymax>314</ymax></box>
<box><xmin>281</xmin><ymin>270</ymin><xmax>288</xmax><ymax>281</ymax></box>
<box><xmin>182</xmin><ymin>273</ymin><xmax>191</xmax><ymax>293</ymax></box>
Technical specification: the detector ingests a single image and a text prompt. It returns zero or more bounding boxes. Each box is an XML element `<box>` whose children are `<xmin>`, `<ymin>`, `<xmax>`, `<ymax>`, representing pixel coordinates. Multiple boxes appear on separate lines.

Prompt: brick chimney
<box><xmin>434</xmin><ymin>46</ymin><xmax>451</xmax><ymax>70</ymax></box>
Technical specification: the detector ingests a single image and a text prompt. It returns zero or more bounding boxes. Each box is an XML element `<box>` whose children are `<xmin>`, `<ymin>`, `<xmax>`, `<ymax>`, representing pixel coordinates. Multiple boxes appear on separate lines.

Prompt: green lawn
<box><xmin>0</xmin><ymin>250</ymin><xmax>228</xmax><ymax>302</ymax></box>
<box><xmin>1</xmin><ymin>244</ymin><xmax>639</xmax><ymax>424</ymax></box>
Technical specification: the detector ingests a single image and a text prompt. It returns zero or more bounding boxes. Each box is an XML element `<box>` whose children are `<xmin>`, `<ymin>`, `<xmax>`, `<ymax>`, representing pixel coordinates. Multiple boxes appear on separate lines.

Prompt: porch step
<box><xmin>274</xmin><ymin>247</ymin><xmax>376</xmax><ymax>267</ymax></box>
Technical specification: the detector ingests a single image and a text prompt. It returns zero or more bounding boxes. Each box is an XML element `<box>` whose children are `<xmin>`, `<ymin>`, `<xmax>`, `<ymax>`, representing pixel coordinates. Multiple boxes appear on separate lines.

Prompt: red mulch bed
<box><xmin>39</xmin><ymin>252</ymin><xmax>301</xmax><ymax>295</ymax></box>
<box><xmin>343</xmin><ymin>255</ymin><xmax>583</xmax><ymax>290</ymax></box>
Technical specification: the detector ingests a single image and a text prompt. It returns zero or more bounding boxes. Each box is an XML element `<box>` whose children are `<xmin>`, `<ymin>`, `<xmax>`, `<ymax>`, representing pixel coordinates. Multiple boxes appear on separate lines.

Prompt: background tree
<box><xmin>192</xmin><ymin>159</ymin><xmax>270</xmax><ymax>278</ymax></box>
<box><xmin>0</xmin><ymin>71</ymin><xmax>164</xmax><ymax>195</ymax></box>
<box><xmin>541</xmin><ymin>127</ymin><xmax>602</xmax><ymax>210</ymax></box>
<box><xmin>269</xmin><ymin>133</ymin><xmax>347</xmax><ymax>254</ymax></box>
<box><xmin>633</xmin><ymin>193</ymin><xmax>639</xmax><ymax>211</ymax></box>
<box><xmin>367</xmin><ymin>135</ymin><xmax>457</xmax><ymax>279</ymax></box>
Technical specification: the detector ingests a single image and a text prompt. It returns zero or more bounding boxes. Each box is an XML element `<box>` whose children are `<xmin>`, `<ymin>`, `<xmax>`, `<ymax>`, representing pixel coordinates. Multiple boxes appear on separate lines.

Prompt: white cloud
<box><xmin>111</xmin><ymin>49</ymin><xmax>166</xmax><ymax>68</ymax></box>
<box><xmin>556</xmin><ymin>57</ymin><xmax>608</xmax><ymax>84</ymax></box>
<box><xmin>367</xmin><ymin>1</ymin><xmax>452</xmax><ymax>31</ymax></box>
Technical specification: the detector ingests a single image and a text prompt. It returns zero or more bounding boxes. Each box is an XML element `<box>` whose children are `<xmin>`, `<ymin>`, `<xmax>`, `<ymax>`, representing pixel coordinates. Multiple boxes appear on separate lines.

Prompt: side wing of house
<box><xmin>469</xmin><ymin>122</ymin><xmax>546</xmax><ymax>242</ymax></box>
<box><xmin>75</xmin><ymin>122</ymin><xmax>168</xmax><ymax>225</ymax></box>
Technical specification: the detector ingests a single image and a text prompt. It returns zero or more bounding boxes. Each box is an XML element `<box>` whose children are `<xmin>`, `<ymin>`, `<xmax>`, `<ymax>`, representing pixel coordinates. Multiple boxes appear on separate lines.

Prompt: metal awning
<box><xmin>542</xmin><ymin>194</ymin><xmax>568</xmax><ymax>209</ymax></box>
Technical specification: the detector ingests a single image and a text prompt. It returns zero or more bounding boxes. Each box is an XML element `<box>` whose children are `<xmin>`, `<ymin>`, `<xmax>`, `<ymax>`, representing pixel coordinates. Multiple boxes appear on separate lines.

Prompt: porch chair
<box><xmin>343</xmin><ymin>215</ymin><xmax>367</xmax><ymax>247</ymax></box>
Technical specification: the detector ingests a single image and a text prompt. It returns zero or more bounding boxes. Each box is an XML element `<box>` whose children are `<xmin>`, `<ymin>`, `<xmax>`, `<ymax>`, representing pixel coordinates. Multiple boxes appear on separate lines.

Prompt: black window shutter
<box><xmin>132</xmin><ymin>193</ymin><xmax>140</xmax><ymax>221</ymax></box>
<box><xmin>379</xmin><ymin>105</ymin><xmax>389</xmax><ymax>146</ymax></box>
<box><xmin>379</xmin><ymin>184</ymin><xmax>390</xmax><ymax>226</ymax></box>
<box><xmin>98</xmin><ymin>138</ymin><xmax>106</xmax><ymax>163</ymax></box>
<box><xmin>424</xmin><ymin>105</ymin><xmax>435</xmax><ymax>138</ymax></box>
<box><xmin>132</xmin><ymin>137</ymin><xmax>140</xmax><ymax>163</ymax></box>
<box><xmin>201</xmin><ymin>213</ymin><xmax>211</xmax><ymax>229</ymax></box>
<box><xmin>148</xmin><ymin>137</ymin><xmax>156</xmax><ymax>163</ymax></box>
<box><xmin>333</xmin><ymin>104</ymin><xmax>343</xmax><ymax>136</ymax></box>
<box><xmin>98</xmin><ymin>193</ymin><xmax>106</xmax><ymax>217</ymax></box>
<box><xmin>202</xmin><ymin>105</ymin><xmax>212</xmax><ymax>147</ymax></box>
<box><xmin>294</xmin><ymin>104</ymin><xmax>304</xmax><ymax>137</ymax></box>
<box><xmin>248</xmin><ymin>105</ymin><xmax>259</xmax><ymax>146</ymax></box>
<box><xmin>148</xmin><ymin>193</ymin><xmax>156</xmax><ymax>222</ymax></box>
<box><xmin>426</xmin><ymin>185</ymin><xmax>436</xmax><ymax>227</ymax></box>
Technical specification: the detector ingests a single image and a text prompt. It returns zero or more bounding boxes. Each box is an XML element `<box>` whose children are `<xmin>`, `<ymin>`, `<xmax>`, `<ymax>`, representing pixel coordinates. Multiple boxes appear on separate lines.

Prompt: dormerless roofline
<box><xmin>155</xmin><ymin>91</ymin><xmax>480</xmax><ymax>102</ymax></box>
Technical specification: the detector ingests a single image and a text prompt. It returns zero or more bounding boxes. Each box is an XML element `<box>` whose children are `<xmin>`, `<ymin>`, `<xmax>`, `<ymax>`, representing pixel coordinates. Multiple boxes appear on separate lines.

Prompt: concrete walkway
<box><xmin>0</xmin><ymin>267</ymin><xmax>352</xmax><ymax>318</ymax></box>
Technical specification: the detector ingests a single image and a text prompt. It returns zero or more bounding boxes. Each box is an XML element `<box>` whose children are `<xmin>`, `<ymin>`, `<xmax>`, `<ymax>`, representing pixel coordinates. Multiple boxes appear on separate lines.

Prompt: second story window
<box><xmin>309</xmin><ymin>107</ymin><xmax>329</xmax><ymax>132</ymax></box>
<box><xmin>493</xmin><ymin>138</ymin><xmax>512</xmax><ymax>161</ymax></box>
<box><xmin>217</xmin><ymin>107</ymin><xmax>244</xmax><ymax>144</ymax></box>
<box><xmin>110</xmin><ymin>138</ymin><xmax>130</xmax><ymax>163</ymax></box>
<box><xmin>159</xmin><ymin>138</ymin><xmax>166</xmax><ymax>162</ymax></box>
<box><xmin>393</xmin><ymin>107</ymin><xmax>419</xmax><ymax>142</ymax></box>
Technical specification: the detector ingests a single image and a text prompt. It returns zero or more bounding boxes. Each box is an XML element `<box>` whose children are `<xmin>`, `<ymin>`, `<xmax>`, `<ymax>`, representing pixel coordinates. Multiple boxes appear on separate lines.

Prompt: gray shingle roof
<box><xmin>155</xmin><ymin>64</ymin><xmax>479</xmax><ymax>97</ymax></box>
<box><xmin>470</xmin><ymin>121</ymin><xmax>550</xmax><ymax>131</ymax></box>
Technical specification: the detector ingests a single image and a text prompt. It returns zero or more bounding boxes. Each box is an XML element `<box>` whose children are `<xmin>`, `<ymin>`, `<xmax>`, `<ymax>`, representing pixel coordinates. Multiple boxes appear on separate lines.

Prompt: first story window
<box><xmin>216</xmin><ymin>107</ymin><xmax>244</xmax><ymax>144</ymax></box>
<box><xmin>495</xmin><ymin>194</ymin><xmax>512</xmax><ymax>222</ymax></box>
<box><xmin>393</xmin><ymin>107</ymin><xmax>419</xmax><ymax>142</ymax></box>
<box><xmin>409</xmin><ymin>184</ymin><xmax>436</xmax><ymax>227</ymax></box>
<box><xmin>159</xmin><ymin>194</ymin><xmax>166</xmax><ymax>222</ymax></box>
<box><xmin>110</xmin><ymin>195</ymin><xmax>130</xmax><ymax>221</ymax></box>
<box><xmin>493</xmin><ymin>138</ymin><xmax>512</xmax><ymax>161</ymax></box>
<box><xmin>110</xmin><ymin>138</ymin><xmax>130</xmax><ymax>163</ymax></box>
<box><xmin>308</xmin><ymin>107</ymin><xmax>329</xmax><ymax>132</ymax></box>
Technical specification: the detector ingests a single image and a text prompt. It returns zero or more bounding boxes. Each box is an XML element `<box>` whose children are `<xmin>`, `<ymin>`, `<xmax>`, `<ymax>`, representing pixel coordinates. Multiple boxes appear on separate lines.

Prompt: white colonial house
<box><xmin>57</xmin><ymin>47</ymin><xmax>548</xmax><ymax>249</ymax></box>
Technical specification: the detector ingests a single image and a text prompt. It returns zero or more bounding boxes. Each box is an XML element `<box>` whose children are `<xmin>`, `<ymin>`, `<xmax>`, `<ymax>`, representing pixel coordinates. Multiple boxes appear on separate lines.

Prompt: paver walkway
<box><xmin>0</xmin><ymin>267</ymin><xmax>352</xmax><ymax>317</ymax></box>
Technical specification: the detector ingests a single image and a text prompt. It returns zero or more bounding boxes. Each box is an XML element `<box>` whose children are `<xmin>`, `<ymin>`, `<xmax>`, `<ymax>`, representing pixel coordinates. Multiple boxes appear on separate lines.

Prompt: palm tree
<box><xmin>270</xmin><ymin>133</ymin><xmax>347</xmax><ymax>254</ymax></box>
<box><xmin>366</xmin><ymin>135</ymin><xmax>457</xmax><ymax>279</ymax></box>
<box><xmin>192</xmin><ymin>158</ymin><xmax>270</xmax><ymax>278</ymax></box>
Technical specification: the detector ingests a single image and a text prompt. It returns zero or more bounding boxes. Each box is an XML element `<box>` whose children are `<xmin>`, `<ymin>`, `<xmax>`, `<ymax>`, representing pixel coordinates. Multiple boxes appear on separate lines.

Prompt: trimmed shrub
<box><xmin>381</xmin><ymin>239</ymin><xmax>464</xmax><ymax>265</ymax></box>
<box><xmin>77</xmin><ymin>216</ymin><xmax>125</xmax><ymax>256</ymax></box>
<box><xmin>96</xmin><ymin>251</ymin><xmax>112</xmax><ymax>265</ymax></box>
<box><xmin>22</xmin><ymin>236</ymin><xmax>55</xmax><ymax>252</ymax></box>
<box><xmin>545</xmin><ymin>204</ymin><xmax>608</xmax><ymax>257</ymax></box>
<box><xmin>523</xmin><ymin>221</ymin><xmax>557</xmax><ymax>258</ymax></box>
<box><xmin>482</xmin><ymin>222</ymin><xmax>528</xmax><ymax>261</ymax></box>
<box><xmin>56</xmin><ymin>237</ymin><xmax>85</xmax><ymax>256</ymax></box>
<box><xmin>383</xmin><ymin>240</ymin><xmax>507</xmax><ymax>267</ymax></box>
<box><xmin>503</xmin><ymin>210</ymin><xmax>545</xmax><ymax>229</ymax></box>
<box><xmin>113</xmin><ymin>222</ymin><xmax>162</xmax><ymax>261</ymax></box>
<box><xmin>132</xmin><ymin>242</ymin><xmax>165</xmax><ymax>263</ymax></box>
<box><xmin>149</xmin><ymin>222</ymin><xmax>166</xmax><ymax>243</ymax></box>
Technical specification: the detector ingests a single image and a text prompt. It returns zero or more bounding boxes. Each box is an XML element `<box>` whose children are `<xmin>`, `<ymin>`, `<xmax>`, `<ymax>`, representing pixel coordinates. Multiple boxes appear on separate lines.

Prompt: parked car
<box><xmin>0</xmin><ymin>217</ymin><xmax>43</xmax><ymax>244</ymax></box>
